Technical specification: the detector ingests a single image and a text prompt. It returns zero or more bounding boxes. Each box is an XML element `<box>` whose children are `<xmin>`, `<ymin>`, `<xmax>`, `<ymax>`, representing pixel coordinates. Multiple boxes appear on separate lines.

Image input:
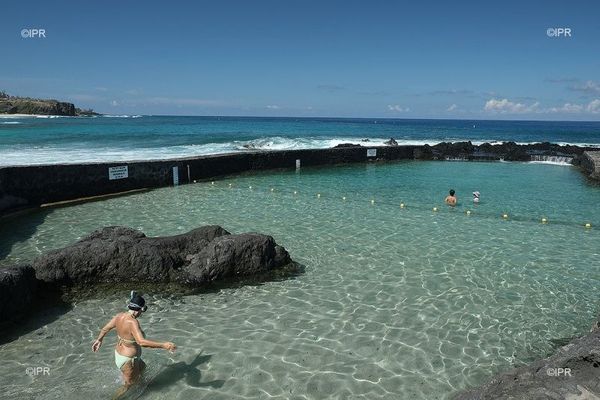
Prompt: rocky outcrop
<box><xmin>0</xmin><ymin>92</ymin><xmax>100</xmax><ymax>116</ymax></box>
<box><xmin>0</xmin><ymin>99</ymin><xmax>76</xmax><ymax>116</ymax></box>
<box><xmin>384</xmin><ymin>138</ymin><xmax>399</xmax><ymax>146</ymax></box>
<box><xmin>1</xmin><ymin>225</ymin><xmax>299</xmax><ymax>326</ymax></box>
<box><xmin>182</xmin><ymin>233</ymin><xmax>292</xmax><ymax>284</ymax></box>
<box><xmin>455</xmin><ymin>323</ymin><xmax>600</xmax><ymax>399</ymax></box>
<box><xmin>33</xmin><ymin>226</ymin><xmax>296</xmax><ymax>285</ymax></box>
<box><xmin>0</xmin><ymin>265</ymin><xmax>38</xmax><ymax>322</ymax></box>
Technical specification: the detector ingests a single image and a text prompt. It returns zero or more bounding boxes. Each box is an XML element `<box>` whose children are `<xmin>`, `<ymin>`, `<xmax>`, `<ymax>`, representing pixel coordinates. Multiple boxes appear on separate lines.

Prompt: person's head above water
<box><xmin>449</xmin><ymin>189</ymin><xmax>455</xmax><ymax>196</ymax></box>
<box><xmin>127</xmin><ymin>291</ymin><xmax>147</xmax><ymax>314</ymax></box>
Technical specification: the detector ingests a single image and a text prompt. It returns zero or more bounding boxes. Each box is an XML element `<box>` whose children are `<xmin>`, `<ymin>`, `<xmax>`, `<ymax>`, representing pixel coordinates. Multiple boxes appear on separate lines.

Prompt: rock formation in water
<box><xmin>33</xmin><ymin>225</ymin><xmax>296</xmax><ymax>285</ymax></box>
<box><xmin>1</xmin><ymin>225</ymin><xmax>300</xmax><ymax>323</ymax></box>
<box><xmin>454</xmin><ymin>322</ymin><xmax>600</xmax><ymax>399</ymax></box>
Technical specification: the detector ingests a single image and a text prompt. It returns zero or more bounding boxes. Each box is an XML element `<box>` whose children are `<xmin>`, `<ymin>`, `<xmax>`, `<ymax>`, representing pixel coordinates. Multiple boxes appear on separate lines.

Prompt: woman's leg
<box><xmin>131</xmin><ymin>358</ymin><xmax>146</xmax><ymax>382</ymax></box>
<box><xmin>112</xmin><ymin>362</ymin><xmax>135</xmax><ymax>399</ymax></box>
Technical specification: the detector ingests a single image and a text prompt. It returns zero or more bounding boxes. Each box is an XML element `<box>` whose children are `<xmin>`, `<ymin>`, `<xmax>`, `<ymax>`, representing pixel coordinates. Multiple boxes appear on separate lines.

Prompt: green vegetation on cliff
<box><xmin>0</xmin><ymin>91</ymin><xmax>100</xmax><ymax>116</ymax></box>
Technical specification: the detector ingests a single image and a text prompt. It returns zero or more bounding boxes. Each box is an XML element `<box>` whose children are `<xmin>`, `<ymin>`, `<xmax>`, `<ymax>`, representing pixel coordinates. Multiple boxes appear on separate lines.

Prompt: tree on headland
<box><xmin>0</xmin><ymin>90</ymin><xmax>9</xmax><ymax>99</ymax></box>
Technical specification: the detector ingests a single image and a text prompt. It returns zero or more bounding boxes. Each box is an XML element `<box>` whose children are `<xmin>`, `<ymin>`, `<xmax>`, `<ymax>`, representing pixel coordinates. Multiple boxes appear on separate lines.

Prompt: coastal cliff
<box><xmin>0</xmin><ymin>91</ymin><xmax>99</xmax><ymax>116</ymax></box>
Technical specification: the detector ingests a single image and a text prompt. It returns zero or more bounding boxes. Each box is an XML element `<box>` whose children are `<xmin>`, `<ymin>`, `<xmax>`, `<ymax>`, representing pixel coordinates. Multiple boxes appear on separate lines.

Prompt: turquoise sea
<box><xmin>1</xmin><ymin>116</ymin><xmax>600</xmax><ymax>165</ymax></box>
<box><xmin>1</xmin><ymin>117</ymin><xmax>600</xmax><ymax>399</ymax></box>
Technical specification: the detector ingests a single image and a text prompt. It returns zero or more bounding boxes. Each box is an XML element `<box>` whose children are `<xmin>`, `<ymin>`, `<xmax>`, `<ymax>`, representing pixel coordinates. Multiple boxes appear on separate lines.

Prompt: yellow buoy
<box><xmin>466</xmin><ymin>210</ymin><xmax>471</xmax><ymax>215</ymax></box>
<box><xmin>371</xmin><ymin>199</ymin><xmax>375</xmax><ymax>204</ymax></box>
<box><xmin>228</xmin><ymin>183</ymin><xmax>232</xmax><ymax>186</ymax></box>
<box><xmin>400</xmin><ymin>203</ymin><xmax>405</xmax><ymax>208</ymax></box>
<box><xmin>502</xmin><ymin>214</ymin><xmax>509</xmax><ymax>219</ymax></box>
<box><xmin>585</xmin><ymin>223</ymin><xmax>592</xmax><ymax>228</ymax></box>
<box><xmin>433</xmin><ymin>207</ymin><xmax>438</xmax><ymax>212</ymax></box>
<box><xmin>317</xmin><ymin>193</ymin><xmax>321</xmax><ymax>198</ymax></box>
<box><xmin>211</xmin><ymin>181</ymin><xmax>214</xmax><ymax>185</ymax></box>
<box><xmin>293</xmin><ymin>190</ymin><xmax>297</xmax><ymax>195</ymax></box>
<box><xmin>193</xmin><ymin>180</ymin><xmax>197</xmax><ymax>183</ymax></box>
<box><xmin>249</xmin><ymin>185</ymin><xmax>252</xmax><ymax>189</ymax></box>
<box><xmin>342</xmin><ymin>196</ymin><xmax>346</xmax><ymax>200</ymax></box>
<box><xmin>270</xmin><ymin>188</ymin><xmax>274</xmax><ymax>192</ymax></box>
<box><xmin>541</xmin><ymin>218</ymin><xmax>548</xmax><ymax>224</ymax></box>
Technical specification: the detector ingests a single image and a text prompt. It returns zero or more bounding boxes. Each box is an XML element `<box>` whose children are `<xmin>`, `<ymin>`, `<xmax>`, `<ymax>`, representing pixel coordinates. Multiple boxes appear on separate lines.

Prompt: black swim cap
<box><xmin>449</xmin><ymin>189</ymin><xmax>455</xmax><ymax>196</ymax></box>
<box><xmin>128</xmin><ymin>291</ymin><xmax>148</xmax><ymax>312</ymax></box>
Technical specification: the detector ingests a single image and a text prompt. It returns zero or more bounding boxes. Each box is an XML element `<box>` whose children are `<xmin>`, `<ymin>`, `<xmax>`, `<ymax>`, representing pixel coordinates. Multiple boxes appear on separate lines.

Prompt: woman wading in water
<box><xmin>92</xmin><ymin>292</ymin><xmax>176</xmax><ymax>397</ymax></box>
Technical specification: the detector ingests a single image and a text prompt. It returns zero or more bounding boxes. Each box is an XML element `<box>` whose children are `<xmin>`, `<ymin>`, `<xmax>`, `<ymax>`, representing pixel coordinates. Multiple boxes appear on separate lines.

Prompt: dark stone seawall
<box><xmin>0</xmin><ymin>146</ymin><xmax>416</xmax><ymax>215</ymax></box>
<box><xmin>0</xmin><ymin>143</ymin><xmax>598</xmax><ymax>216</ymax></box>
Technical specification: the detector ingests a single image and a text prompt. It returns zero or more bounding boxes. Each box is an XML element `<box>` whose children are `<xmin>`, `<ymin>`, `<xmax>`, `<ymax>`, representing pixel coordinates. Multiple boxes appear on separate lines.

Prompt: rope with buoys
<box><xmin>199</xmin><ymin>180</ymin><xmax>596</xmax><ymax>230</ymax></box>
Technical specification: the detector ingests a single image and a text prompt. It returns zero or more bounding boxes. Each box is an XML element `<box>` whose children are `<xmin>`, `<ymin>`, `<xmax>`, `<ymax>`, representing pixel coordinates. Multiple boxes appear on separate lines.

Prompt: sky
<box><xmin>1</xmin><ymin>0</ymin><xmax>600</xmax><ymax>120</ymax></box>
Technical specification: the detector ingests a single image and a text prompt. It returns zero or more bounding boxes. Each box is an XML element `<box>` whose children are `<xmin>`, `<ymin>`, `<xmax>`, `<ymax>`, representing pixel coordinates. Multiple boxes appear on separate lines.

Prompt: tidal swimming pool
<box><xmin>1</xmin><ymin>160</ymin><xmax>599</xmax><ymax>399</ymax></box>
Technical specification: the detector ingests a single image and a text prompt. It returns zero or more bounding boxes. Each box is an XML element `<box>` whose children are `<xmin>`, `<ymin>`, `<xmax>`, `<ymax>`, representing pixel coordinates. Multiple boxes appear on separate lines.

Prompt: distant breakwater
<box><xmin>1</xmin><ymin>141</ymin><xmax>599</xmax><ymax>217</ymax></box>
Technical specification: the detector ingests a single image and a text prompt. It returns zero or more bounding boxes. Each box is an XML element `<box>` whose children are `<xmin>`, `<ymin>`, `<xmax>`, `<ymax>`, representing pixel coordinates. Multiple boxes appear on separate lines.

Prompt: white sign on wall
<box><xmin>108</xmin><ymin>165</ymin><xmax>128</xmax><ymax>180</ymax></box>
<box><xmin>296</xmin><ymin>159</ymin><xmax>301</xmax><ymax>169</ymax></box>
<box><xmin>367</xmin><ymin>148</ymin><xmax>377</xmax><ymax>157</ymax></box>
<box><xmin>173</xmin><ymin>166</ymin><xmax>179</xmax><ymax>186</ymax></box>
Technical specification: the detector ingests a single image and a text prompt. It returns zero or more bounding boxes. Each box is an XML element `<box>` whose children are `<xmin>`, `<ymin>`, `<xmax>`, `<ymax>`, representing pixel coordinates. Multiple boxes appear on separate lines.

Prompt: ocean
<box><xmin>1</xmin><ymin>115</ymin><xmax>600</xmax><ymax>166</ymax></box>
<box><xmin>1</xmin><ymin>116</ymin><xmax>600</xmax><ymax>399</ymax></box>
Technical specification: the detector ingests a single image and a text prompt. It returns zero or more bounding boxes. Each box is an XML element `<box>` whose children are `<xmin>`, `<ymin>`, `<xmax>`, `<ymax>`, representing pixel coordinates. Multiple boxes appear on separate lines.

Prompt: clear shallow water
<box><xmin>1</xmin><ymin>161</ymin><xmax>600</xmax><ymax>399</ymax></box>
<box><xmin>1</xmin><ymin>116</ymin><xmax>600</xmax><ymax>165</ymax></box>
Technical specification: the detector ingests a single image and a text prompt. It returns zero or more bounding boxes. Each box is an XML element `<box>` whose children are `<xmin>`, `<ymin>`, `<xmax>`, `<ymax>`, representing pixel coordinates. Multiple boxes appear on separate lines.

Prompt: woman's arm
<box><xmin>92</xmin><ymin>315</ymin><xmax>118</xmax><ymax>352</ymax></box>
<box><xmin>130</xmin><ymin>319</ymin><xmax>177</xmax><ymax>352</ymax></box>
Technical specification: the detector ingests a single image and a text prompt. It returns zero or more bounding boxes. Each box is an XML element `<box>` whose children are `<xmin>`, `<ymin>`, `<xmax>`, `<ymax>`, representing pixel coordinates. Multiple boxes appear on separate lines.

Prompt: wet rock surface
<box><xmin>33</xmin><ymin>225</ymin><xmax>297</xmax><ymax>285</ymax></box>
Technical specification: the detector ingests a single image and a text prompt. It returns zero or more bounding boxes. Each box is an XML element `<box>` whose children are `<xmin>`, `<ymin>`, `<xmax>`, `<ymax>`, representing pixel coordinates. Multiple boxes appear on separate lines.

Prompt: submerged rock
<box><xmin>454</xmin><ymin>323</ymin><xmax>600</xmax><ymax>399</ymax></box>
<box><xmin>33</xmin><ymin>225</ymin><xmax>298</xmax><ymax>286</ymax></box>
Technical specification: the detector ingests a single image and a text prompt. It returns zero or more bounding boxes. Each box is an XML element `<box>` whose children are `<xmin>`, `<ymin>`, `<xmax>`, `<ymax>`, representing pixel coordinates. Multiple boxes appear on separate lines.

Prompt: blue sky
<box><xmin>1</xmin><ymin>0</ymin><xmax>600</xmax><ymax>119</ymax></box>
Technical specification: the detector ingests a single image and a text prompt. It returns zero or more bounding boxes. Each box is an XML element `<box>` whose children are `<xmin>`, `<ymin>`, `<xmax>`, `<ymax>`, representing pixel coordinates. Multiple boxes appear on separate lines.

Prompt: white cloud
<box><xmin>570</xmin><ymin>80</ymin><xmax>600</xmax><ymax>95</ymax></box>
<box><xmin>387</xmin><ymin>104</ymin><xmax>409</xmax><ymax>112</ymax></box>
<box><xmin>546</xmin><ymin>103</ymin><xmax>583</xmax><ymax>114</ymax></box>
<box><xmin>144</xmin><ymin>97</ymin><xmax>223</xmax><ymax>106</ymax></box>
<box><xmin>587</xmin><ymin>99</ymin><xmax>600</xmax><ymax>113</ymax></box>
<box><xmin>266</xmin><ymin>105</ymin><xmax>280</xmax><ymax>110</ymax></box>
<box><xmin>484</xmin><ymin>98</ymin><xmax>600</xmax><ymax>115</ymax></box>
<box><xmin>446</xmin><ymin>104</ymin><xmax>458</xmax><ymax>112</ymax></box>
<box><xmin>484</xmin><ymin>98</ymin><xmax>539</xmax><ymax>114</ymax></box>
<box><xmin>110</xmin><ymin>100</ymin><xmax>119</xmax><ymax>107</ymax></box>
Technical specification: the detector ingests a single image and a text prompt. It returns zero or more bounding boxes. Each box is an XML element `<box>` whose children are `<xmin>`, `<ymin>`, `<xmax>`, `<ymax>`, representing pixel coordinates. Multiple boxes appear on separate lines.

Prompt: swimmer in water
<box><xmin>92</xmin><ymin>291</ymin><xmax>177</xmax><ymax>398</ymax></box>
<box><xmin>444</xmin><ymin>189</ymin><xmax>457</xmax><ymax>206</ymax></box>
<box><xmin>473</xmin><ymin>191</ymin><xmax>480</xmax><ymax>204</ymax></box>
